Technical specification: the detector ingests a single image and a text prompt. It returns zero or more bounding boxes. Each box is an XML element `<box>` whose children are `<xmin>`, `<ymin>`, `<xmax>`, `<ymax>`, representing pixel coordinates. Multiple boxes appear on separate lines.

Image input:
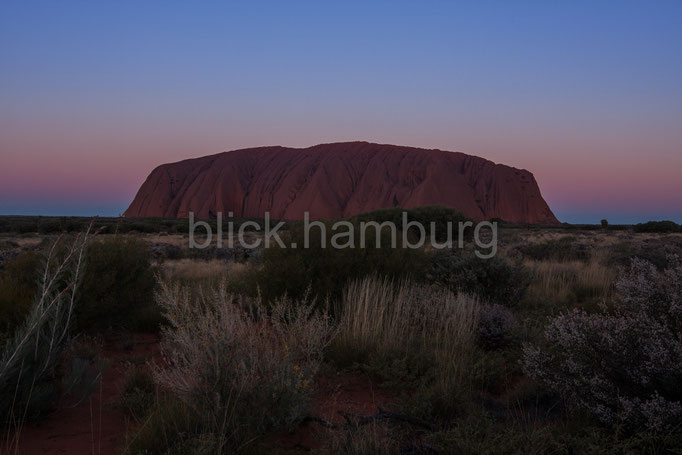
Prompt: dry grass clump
<box><xmin>143</xmin><ymin>281</ymin><xmax>334</xmax><ymax>452</ymax></box>
<box><xmin>336</xmin><ymin>277</ymin><xmax>478</xmax><ymax>363</ymax></box>
<box><xmin>143</xmin><ymin>233</ymin><xmax>187</xmax><ymax>247</ymax></box>
<box><xmin>326</xmin><ymin>422</ymin><xmax>401</xmax><ymax>454</ymax></box>
<box><xmin>332</xmin><ymin>277</ymin><xmax>480</xmax><ymax>416</ymax></box>
<box><xmin>118</xmin><ymin>364</ymin><xmax>155</xmax><ymax>419</ymax></box>
<box><xmin>161</xmin><ymin>258</ymin><xmax>244</xmax><ymax>284</ymax></box>
<box><xmin>524</xmin><ymin>259</ymin><xmax>616</xmax><ymax>308</ymax></box>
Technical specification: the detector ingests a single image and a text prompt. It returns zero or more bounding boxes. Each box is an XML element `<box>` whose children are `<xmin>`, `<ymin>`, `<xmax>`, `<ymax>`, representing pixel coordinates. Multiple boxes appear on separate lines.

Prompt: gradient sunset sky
<box><xmin>1</xmin><ymin>1</ymin><xmax>681</xmax><ymax>224</ymax></box>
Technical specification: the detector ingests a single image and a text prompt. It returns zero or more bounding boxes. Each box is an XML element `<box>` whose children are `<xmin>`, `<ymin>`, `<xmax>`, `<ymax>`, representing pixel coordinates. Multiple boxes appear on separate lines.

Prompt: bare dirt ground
<box><xmin>268</xmin><ymin>372</ymin><xmax>398</xmax><ymax>453</ymax></box>
<box><xmin>3</xmin><ymin>336</ymin><xmax>395</xmax><ymax>455</ymax></box>
<box><xmin>3</xmin><ymin>334</ymin><xmax>159</xmax><ymax>455</ymax></box>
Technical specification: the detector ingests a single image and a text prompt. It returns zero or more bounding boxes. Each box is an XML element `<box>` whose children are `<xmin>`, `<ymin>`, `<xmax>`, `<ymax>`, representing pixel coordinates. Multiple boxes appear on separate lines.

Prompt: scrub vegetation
<box><xmin>1</xmin><ymin>214</ymin><xmax>681</xmax><ymax>453</ymax></box>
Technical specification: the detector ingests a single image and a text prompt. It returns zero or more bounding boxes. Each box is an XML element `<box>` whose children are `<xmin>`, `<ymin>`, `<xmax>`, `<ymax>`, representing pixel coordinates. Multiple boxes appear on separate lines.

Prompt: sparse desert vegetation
<box><xmin>1</xmin><ymin>215</ymin><xmax>682</xmax><ymax>453</ymax></box>
<box><xmin>4</xmin><ymin>0</ymin><xmax>681</xmax><ymax>451</ymax></box>
<box><xmin>1</xmin><ymin>228</ymin><xmax>92</xmax><ymax>436</ymax></box>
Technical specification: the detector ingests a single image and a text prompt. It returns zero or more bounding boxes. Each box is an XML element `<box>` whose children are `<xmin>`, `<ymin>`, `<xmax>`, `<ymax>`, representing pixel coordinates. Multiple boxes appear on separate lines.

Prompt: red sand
<box><xmin>4</xmin><ymin>334</ymin><xmax>159</xmax><ymax>455</ymax></box>
<box><xmin>4</xmin><ymin>336</ymin><xmax>396</xmax><ymax>455</ymax></box>
<box><xmin>126</xmin><ymin>141</ymin><xmax>558</xmax><ymax>224</ymax></box>
<box><xmin>268</xmin><ymin>371</ymin><xmax>398</xmax><ymax>453</ymax></box>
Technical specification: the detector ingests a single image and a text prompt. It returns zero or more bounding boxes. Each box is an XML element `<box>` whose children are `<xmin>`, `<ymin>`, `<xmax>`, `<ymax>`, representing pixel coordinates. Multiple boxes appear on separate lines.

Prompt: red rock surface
<box><xmin>125</xmin><ymin>142</ymin><xmax>558</xmax><ymax>224</ymax></box>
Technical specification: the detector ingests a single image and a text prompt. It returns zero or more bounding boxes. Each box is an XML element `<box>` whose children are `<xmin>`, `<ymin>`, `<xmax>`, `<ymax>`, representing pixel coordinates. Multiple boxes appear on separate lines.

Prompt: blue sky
<box><xmin>1</xmin><ymin>1</ymin><xmax>681</xmax><ymax>223</ymax></box>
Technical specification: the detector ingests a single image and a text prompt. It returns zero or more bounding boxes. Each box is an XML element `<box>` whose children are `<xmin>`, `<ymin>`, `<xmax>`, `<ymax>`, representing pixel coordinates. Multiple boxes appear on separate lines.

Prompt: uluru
<box><xmin>125</xmin><ymin>142</ymin><xmax>559</xmax><ymax>224</ymax></box>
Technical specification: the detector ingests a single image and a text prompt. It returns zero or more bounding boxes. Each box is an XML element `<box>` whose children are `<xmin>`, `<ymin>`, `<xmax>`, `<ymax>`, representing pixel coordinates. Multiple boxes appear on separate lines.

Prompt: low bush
<box><xmin>471</xmin><ymin>349</ymin><xmax>522</xmax><ymax>396</ymax></box>
<box><xmin>0</xmin><ymin>240</ymin><xmax>20</xmax><ymax>268</ymax></box>
<box><xmin>352</xmin><ymin>205</ymin><xmax>474</xmax><ymax>243</ymax></box>
<box><xmin>0</xmin><ymin>250</ymin><xmax>41</xmax><ymax>335</ymax></box>
<box><xmin>58</xmin><ymin>336</ymin><xmax>110</xmax><ymax>409</ymax></box>
<box><xmin>515</xmin><ymin>236</ymin><xmax>590</xmax><ymax>262</ymax></box>
<box><xmin>326</xmin><ymin>422</ymin><xmax>399</xmax><ymax>454</ymax></box>
<box><xmin>427</xmin><ymin>250</ymin><xmax>532</xmax><ymax>307</ymax></box>
<box><xmin>76</xmin><ymin>235</ymin><xmax>159</xmax><ymax>332</ymax></box>
<box><xmin>523</xmin><ymin>257</ymin><xmax>682</xmax><ymax>432</ymax></box>
<box><xmin>476</xmin><ymin>303</ymin><xmax>516</xmax><ymax>350</ymax></box>
<box><xmin>16</xmin><ymin>222</ymin><xmax>39</xmax><ymax>234</ymax></box>
<box><xmin>242</xmin><ymin>221</ymin><xmax>429</xmax><ymax>303</ymax></box>
<box><xmin>634</xmin><ymin>220</ymin><xmax>680</xmax><ymax>233</ymax></box>
<box><xmin>124</xmin><ymin>397</ymin><xmax>210</xmax><ymax>454</ymax></box>
<box><xmin>606</xmin><ymin>238</ymin><xmax>682</xmax><ymax>270</ymax></box>
<box><xmin>424</xmin><ymin>412</ymin><xmax>560</xmax><ymax>455</ymax></box>
<box><xmin>37</xmin><ymin>219</ymin><xmax>62</xmax><ymax>234</ymax></box>
<box><xmin>148</xmin><ymin>282</ymin><xmax>333</xmax><ymax>452</ymax></box>
<box><xmin>425</xmin><ymin>412</ymin><xmax>682</xmax><ymax>455</ymax></box>
<box><xmin>118</xmin><ymin>364</ymin><xmax>155</xmax><ymax>419</ymax></box>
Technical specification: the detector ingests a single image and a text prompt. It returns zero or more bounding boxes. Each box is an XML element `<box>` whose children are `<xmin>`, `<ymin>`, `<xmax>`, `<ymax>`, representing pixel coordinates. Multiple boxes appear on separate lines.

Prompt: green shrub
<box><xmin>424</xmin><ymin>412</ymin><xmax>556</xmax><ymax>454</ymax></box>
<box><xmin>16</xmin><ymin>222</ymin><xmax>38</xmax><ymax>234</ymax></box>
<box><xmin>0</xmin><ymin>250</ymin><xmax>41</xmax><ymax>335</ymax></box>
<box><xmin>243</xmin><ymin>221</ymin><xmax>429</xmax><ymax>303</ymax></box>
<box><xmin>352</xmin><ymin>205</ymin><xmax>474</xmax><ymax>243</ymax></box>
<box><xmin>119</xmin><ymin>221</ymin><xmax>159</xmax><ymax>234</ymax></box>
<box><xmin>515</xmin><ymin>236</ymin><xmax>589</xmax><ymax>262</ymax></box>
<box><xmin>476</xmin><ymin>303</ymin><xmax>516</xmax><ymax>351</ymax></box>
<box><xmin>37</xmin><ymin>219</ymin><xmax>63</xmax><ymax>234</ymax></box>
<box><xmin>118</xmin><ymin>364</ymin><xmax>155</xmax><ymax>419</ymax></box>
<box><xmin>425</xmin><ymin>412</ymin><xmax>682</xmax><ymax>455</ymax></box>
<box><xmin>124</xmin><ymin>397</ymin><xmax>212</xmax><ymax>454</ymax></box>
<box><xmin>471</xmin><ymin>348</ymin><xmax>522</xmax><ymax>396</ymax></box>
<box><xmin>327</xmin><ymin>422</ymin><xmax>401</xmax><ymax>454</ymax></box>
<box><xmin>427</xmin><ymin>250</ymin><xmax>532</xmax><ymax>307</ymax></box>
<box><xmin>634</xmin><ymin>220</ymin><xmax>680</xmax><ymax>233</ymax></box>
<box><xmin>76</xmin><ymin>236</ymin><xmax>159</xmax><ymax>332</ymax></box>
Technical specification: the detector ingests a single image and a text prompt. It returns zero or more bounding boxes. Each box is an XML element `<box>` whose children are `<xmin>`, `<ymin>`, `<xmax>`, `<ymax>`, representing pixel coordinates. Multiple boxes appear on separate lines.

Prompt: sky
<box><xmin>1</xmin><ymin>1</ymin><xmax>681</xmax><ymax>224</ymax></box>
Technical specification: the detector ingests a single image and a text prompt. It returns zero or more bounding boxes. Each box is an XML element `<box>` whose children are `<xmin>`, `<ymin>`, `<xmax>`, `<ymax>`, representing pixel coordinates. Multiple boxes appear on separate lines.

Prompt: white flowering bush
<box><xmin>523</xmin><ymin>257</ymin><xmax>682</xmax><ymax>432</ymax></box>
<box><xmin>153</xmin><ymin>282</ymin><xmax>333</xmax><ymax>449</ymax></box>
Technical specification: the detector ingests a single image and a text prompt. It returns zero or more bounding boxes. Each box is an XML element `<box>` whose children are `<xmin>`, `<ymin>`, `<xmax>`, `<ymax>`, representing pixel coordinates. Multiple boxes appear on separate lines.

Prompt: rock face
<box><xmin>125</xmin><ymin>142</ymin><xmax>558</xmax><ymax>224</ymax></box>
